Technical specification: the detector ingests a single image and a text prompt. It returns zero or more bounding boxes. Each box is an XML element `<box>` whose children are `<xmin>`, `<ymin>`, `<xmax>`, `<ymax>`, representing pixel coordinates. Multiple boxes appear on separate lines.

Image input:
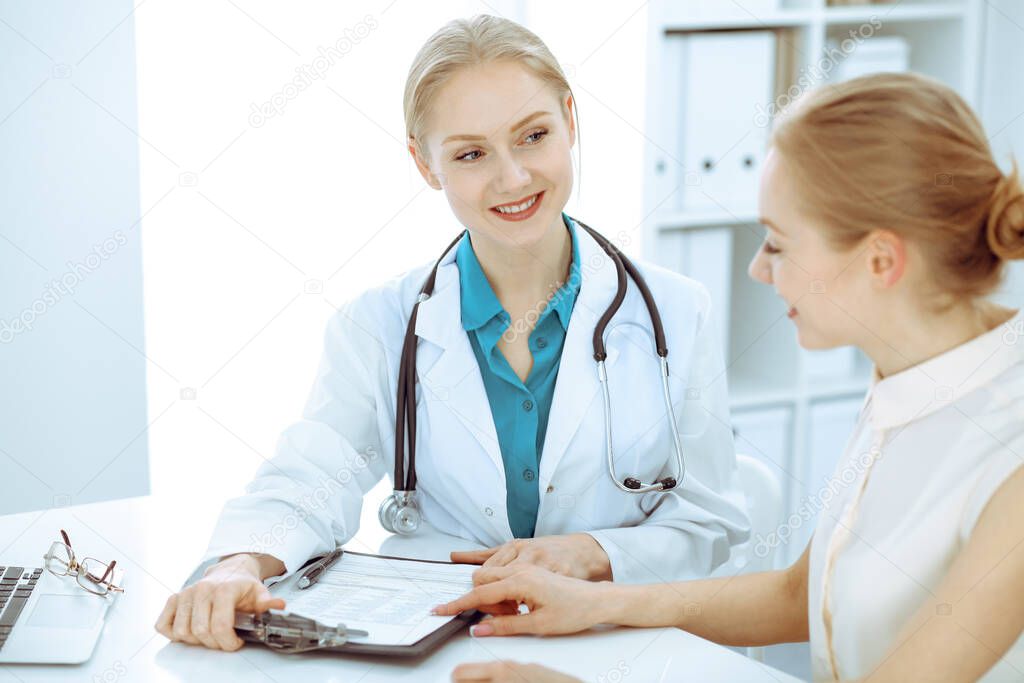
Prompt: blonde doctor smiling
<box><xmin>155</xmin><ymin>15</ymin><xmax>749</xmax><ymax>651</ymax></box>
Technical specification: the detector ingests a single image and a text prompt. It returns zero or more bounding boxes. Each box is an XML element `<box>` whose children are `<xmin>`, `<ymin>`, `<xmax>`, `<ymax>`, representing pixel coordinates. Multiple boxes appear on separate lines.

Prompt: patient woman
<box><xmin>436</xmin><ymin>72</ymin><xmax>1024</xmax><ymax>683</ymax></box>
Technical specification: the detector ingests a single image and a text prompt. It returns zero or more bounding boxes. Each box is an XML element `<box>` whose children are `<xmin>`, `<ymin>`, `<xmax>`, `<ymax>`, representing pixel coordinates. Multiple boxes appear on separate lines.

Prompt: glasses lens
<box><xmin>45</xmin><ymin>542</ymin><xmax>73</xmax><ymax>576</ymax></box>
<box><xmin>77</xmin><ymin>558</ymin><xmax>112</xmax><ymax>596</ymax></box>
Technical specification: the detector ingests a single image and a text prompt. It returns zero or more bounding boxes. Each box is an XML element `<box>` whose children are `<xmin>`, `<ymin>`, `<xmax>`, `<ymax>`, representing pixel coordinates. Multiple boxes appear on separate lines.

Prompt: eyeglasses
<box><xmin>43</xmin><ymin>529</ymin><xmax>124</xmax><ymax>597</ymax></box>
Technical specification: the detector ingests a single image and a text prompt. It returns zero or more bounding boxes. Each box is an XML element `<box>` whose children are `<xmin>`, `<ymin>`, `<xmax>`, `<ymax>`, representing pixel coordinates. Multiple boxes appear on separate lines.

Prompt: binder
<box><xmin>829</xmin><ymin>36</ymin><xmax>910</xmax><ymax>83</ymax></box>
<box><xmin>233</xmin><ymin>551</ymin><xmax>482</xmax><ymax>657</ymax></box>
<box><xmin>675</xmin><ymin>30</ymin><xmax>777</xmax><ymax>214</ymax></box>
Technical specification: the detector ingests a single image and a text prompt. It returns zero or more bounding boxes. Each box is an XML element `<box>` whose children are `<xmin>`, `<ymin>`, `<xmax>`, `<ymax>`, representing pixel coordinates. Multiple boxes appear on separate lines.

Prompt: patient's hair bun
<box><xmin>987</xmin><ymin>164</ymin><xmax>1024</xmax><ymax>261</ymax></box>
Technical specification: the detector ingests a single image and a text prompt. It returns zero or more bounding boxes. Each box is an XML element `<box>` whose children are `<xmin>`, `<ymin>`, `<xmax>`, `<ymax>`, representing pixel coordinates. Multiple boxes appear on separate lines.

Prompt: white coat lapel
<box><xmin>539</xmin><ymin>224</ymin><xmax>622</xmax><ymax>483</ymax></box>
<box><xmin>414</xmin><ymin>236</ymin><xmax>505</xmax><ymax>479</ymax></box>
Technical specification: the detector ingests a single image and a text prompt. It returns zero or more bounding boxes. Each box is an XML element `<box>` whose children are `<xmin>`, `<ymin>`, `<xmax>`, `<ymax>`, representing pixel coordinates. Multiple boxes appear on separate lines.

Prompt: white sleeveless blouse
<box><xmin>807</xmin><ymin>310</ymin><xmax>1024</xmax><ymax>682</ymax></box>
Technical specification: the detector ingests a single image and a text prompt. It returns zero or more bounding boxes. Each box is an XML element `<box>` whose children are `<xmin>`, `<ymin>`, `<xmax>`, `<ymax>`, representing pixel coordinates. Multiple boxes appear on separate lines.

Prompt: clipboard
<box><xmin>233</xmin><ymin>551</ymin><xmax>482</xmax><ymax>657</ymax></box>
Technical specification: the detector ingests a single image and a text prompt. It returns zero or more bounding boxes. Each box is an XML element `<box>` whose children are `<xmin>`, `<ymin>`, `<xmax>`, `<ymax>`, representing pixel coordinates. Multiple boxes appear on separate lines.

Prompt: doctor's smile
<box><xmin>136</xmin><ymin>10</ymin><xmax>1024</xmax><ymax>683</ymax></box>
<box><xmin>489</xmin><ymin>190</ymin><xmax>545</xmax><ymax>221</ymax></box>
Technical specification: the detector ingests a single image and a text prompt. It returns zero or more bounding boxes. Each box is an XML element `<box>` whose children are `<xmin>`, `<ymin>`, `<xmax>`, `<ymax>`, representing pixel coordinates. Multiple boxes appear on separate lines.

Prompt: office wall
<box><xmin>0</xmin><ymin>1</ymin><xmax>149</xmax><ymax>513</ymax></box>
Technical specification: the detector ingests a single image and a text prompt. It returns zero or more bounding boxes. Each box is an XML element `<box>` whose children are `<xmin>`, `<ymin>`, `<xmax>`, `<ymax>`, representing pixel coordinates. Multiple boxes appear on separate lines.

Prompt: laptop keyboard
<box><xmin>0</xmin><ymin>566</ymin><xmax>42</xmax><ymax>651</ymax></box>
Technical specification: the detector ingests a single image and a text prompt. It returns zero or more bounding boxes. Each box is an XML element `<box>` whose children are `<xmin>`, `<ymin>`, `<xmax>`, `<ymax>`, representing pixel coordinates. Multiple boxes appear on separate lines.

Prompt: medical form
<box><xmin>274</xmin><ymin>552</ymin><xmax>477</xmax><ymax>647</ymax></box>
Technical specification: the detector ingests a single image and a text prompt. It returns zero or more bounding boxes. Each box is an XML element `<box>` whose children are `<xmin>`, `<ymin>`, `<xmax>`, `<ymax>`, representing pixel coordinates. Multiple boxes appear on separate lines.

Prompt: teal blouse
<box><xmin>454</xmin><ymin>214</ymin><xmax>582</xmax><ymax>538</ymax></box>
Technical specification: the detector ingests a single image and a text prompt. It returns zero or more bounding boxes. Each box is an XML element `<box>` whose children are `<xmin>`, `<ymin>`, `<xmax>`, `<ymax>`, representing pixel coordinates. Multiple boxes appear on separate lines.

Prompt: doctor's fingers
<box><xmin>169</xmin><ymin>596</ymin><xmax>202</xmax><ymax>645</ymax></box>
<box><xmin>480</xmin><ymin>543</ymin><xmax>520</xmax><ymax>570</ymax></box>
<box><xmin>196</xmin><ymin>582</ymin><xmax>280</xmax><ymax>651</ymax></box>
<box><xmin>503</xmin><ymin>550</ymin><xmax>570</xmax><ymax>578</ymax></box>
<box><xmin>154</xmin><ymin>593</ymin><xmax>178</xmax><ymax>639</ymax></box>
<box><xmin>451</xmin><ymin>547</ymin><xmax>500</xmax><ymax>565</ymax></box>
<box><xmin>208</xmin><ymin>589</ymin><xmax>247</xmax><ymax>651</ymax></box>
<box><xmin>188</xmin><ymin>597</ymin><xmax>223</xmax><ymax>650</ymax></box>
<box><xmin>177</xmin><ymin>582</ymin><xmax>233</xmax><ymax>649</ymax></box>
<box><xmin>234</xmin><ymin>581</ymin><xmax>286</xmax><ymax>614</ymax></box>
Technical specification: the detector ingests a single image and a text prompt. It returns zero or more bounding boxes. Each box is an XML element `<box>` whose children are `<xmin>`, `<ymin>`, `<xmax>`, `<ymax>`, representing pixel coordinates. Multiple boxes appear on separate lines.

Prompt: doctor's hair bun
<box><xmin>986</xmin><ymin>162</ymin><xmax>1024</xmax><ymax>261</ymax></box>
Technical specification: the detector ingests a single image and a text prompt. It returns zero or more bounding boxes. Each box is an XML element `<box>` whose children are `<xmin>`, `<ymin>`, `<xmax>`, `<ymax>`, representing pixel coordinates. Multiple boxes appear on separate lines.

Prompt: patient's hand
<box><xmin>450</xmin><ymin>533</ymin><xmax>611</xmax><ymax>582</ymax></box>
<box><xmin>451</xmin><ymin>661</ymin><xmax>582</xmax><ymax>682</ymax></box>
<box><xmin>432</xmin><ymin>565</ymin><xmax>610</xmax><ymax>637</ymax></box>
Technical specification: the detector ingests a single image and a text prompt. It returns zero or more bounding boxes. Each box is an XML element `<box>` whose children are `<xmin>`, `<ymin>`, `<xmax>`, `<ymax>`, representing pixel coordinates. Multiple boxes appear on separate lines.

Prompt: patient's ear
<box><xmin>408</xmin><ymin>138</ymin><xmax>443</xmax><ymax>190</ymax></box>
<box><xmin>865</xmin><ymin>229</ymin><xmax>906</xmax><ymax>288</ymax></box>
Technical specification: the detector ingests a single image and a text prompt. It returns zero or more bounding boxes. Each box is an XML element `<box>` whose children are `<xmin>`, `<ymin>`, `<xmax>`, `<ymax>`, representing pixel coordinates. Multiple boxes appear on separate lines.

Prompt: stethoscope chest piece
<box><xmin>378</xmin><ymin>490</ymin><xmax>421</xmax><ymax>535</ymax></box>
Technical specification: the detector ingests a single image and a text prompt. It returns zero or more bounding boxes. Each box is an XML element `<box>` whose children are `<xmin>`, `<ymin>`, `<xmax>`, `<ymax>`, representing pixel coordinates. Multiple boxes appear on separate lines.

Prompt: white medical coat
<box><xmin>203</xmin><ymin>226</ymin><xmax>750</xmax><ymax>583</ymax></box>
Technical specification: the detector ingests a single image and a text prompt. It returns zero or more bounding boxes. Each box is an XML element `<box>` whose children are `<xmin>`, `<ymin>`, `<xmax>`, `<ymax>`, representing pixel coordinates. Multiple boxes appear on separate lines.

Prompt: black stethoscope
<box><xmin>378</xmin><ymin>218</ymin><xmax>687</xmax><ymax>535</ymax></box>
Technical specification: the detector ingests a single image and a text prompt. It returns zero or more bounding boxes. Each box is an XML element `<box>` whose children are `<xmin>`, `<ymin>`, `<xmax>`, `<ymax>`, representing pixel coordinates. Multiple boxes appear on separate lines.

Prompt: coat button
<box><xmin>535</xmin><ymin>337</ymin><xmax>548</xmax><ymax>349</ymax></box>
<box><xmin>484</xmin><ymin>507</ymin><xmax>493</xmax><ymax>516</ymax></box>
<box><xmin>522</xmin><ymin>399</ymin><xmax>534</xmax><ymax>412</ymax></box>
<box><xmin>522</xmin><ymin>469</ymin><xmax>535</xmax><ymax>482</ymax></box>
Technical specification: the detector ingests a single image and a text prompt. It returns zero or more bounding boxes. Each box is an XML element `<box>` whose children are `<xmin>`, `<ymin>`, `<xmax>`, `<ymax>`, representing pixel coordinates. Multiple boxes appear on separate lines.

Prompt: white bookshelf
<box><xmin>641</xmin><ymin>0</ymin><xmax>989</xmax><ymax>569</ymax></box>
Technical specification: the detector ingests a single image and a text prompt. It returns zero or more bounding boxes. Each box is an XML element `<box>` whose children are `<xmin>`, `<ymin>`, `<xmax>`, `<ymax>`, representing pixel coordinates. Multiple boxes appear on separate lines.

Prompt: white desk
<box><xmin>0</xmin><ymin>497</ymin><xmax>803</xmax><ymax>682</ymax></box>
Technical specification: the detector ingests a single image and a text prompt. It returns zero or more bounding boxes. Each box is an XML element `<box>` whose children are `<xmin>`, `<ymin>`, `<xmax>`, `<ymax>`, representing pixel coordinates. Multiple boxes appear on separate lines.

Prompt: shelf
<box><xmin>657</xmin><ymin>209</ymin><xmax>760</xmax><ymax>232</ymax></box>
<box><xmin>658</xmin><ymin>3</ymin><xmax>965</xmax><ymax>33</ymax></box>
<box><xmin>661</xmin><ymin>9</ymin><xmax>814</xmax><ymax>33</ymax></box>
<box><xmin>730</xmin><ymin>387</ymin><xmax>799</xmax><ymax>411</ymax></box>
<box><xmin>806</xmin><ymin>377</ymin><xmax>870</xmax><ymax>401</ymax></box>
<box><xmin>729</xmin><ymin>376</ymin><xmax>869</xmax><ymax>411</ymax></box>
<box><xmin>824</xmin><ymin>2</ymin><xmax>965</xmax><ymax>24</ymax></box>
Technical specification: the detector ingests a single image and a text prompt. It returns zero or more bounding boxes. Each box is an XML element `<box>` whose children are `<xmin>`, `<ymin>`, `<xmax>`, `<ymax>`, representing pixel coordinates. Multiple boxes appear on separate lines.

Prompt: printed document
<box><xmin>276</xmin><ymin>553</ymin><xmax>476</xmax><ymax>646</ymax></box>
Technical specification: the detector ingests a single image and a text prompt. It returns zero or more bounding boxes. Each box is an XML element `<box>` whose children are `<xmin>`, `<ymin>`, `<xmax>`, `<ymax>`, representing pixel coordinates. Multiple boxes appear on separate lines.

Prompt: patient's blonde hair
<box><xmin>403</xmin><ymin>14</ymin><xmax>576</xmax><ymax>162</ymax></box>
<box><xmin>772</xmin><ymin>72</ymin><xmax>1024</xmax><ymax>301</ymax></box>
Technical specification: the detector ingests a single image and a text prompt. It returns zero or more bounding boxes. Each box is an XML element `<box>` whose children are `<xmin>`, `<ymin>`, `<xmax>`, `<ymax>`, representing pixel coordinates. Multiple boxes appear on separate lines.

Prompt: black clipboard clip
<box><xmin>234</xmin><ymin>610</ymin><xmax>369</xmax><ymax>654</ymax></box>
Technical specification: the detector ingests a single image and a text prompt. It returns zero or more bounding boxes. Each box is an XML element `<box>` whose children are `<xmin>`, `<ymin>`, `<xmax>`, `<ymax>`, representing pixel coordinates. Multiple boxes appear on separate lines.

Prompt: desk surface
<box><xmin>0</xmin><ymin>496</ymin><xmax>802</xmax><ymax>682</ymax></box>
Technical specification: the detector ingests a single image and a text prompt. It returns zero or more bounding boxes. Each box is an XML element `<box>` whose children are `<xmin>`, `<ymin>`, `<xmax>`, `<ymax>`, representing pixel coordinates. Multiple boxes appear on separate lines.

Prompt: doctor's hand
<box><xmin>451</xmin><ymin>661</ymin><xmax>582</xmax><ymax>682</ymax></box>
<box><xmin>432</xmin><ymin>565</ymin><xmax>611</xmax><ymax>637</ymax></box>
<box><xmin>154</xmin><ymin>553</ymin><xmax>286</xmax><ymax>651</ymax></box>
<box><xmin>450</xmin><ymin>533</ymin><xmax>612</xmax><ymax>582</ymax></box>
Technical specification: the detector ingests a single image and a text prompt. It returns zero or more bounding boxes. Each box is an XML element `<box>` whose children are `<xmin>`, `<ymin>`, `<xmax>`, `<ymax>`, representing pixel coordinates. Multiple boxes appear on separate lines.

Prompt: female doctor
<box><xmin>155</xmin><ymin>15</ymin><xmax>748</xmax><ymax>651</ymax></box>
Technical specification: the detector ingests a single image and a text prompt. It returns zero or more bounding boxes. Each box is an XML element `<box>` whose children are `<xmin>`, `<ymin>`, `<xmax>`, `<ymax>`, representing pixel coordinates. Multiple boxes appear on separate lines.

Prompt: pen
<box><xmin>296</xmin><ymin>547</ymin><xmax>343</xmax><ymax>590</ymax></box>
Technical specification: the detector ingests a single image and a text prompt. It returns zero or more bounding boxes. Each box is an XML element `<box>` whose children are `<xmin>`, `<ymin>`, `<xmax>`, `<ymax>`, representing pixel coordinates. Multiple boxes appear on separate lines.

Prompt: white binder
<box><xmin>670</xmin><ymin>0</ymin><xmax>779</xmax><ymax>18</ymax></box>
<box><xmin>829</xmin><ymin>36</ymin><xmax>910</xmax><ymax>82</ymax></box>
<box><xmin>675</xmin><ymin>31</ymin><xmax>777</xmax><ymax>214</ymax></box>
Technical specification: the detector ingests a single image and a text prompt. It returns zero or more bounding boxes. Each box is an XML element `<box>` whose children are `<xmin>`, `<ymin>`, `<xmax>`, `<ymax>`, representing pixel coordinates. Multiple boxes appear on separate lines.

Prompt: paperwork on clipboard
<box><xmin>252</xmin><ymin>551</ymin><xmax>480</xmax><ymax>653</ymax></box>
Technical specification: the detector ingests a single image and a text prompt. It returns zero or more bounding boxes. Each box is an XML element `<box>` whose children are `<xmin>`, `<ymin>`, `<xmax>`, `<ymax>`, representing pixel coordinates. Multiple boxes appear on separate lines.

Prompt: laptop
<box><xmin>0</xmin><ymin>563</ymin><xmax>117</xmax><ymax>663</ymax></box>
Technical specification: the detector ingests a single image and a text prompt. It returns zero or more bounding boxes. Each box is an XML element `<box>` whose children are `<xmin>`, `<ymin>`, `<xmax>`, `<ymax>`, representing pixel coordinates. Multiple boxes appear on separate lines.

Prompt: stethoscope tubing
<box><xmin>392</xmin><ymin>218</ymin><xmax>686</xmax><ymax>496</ymax></box>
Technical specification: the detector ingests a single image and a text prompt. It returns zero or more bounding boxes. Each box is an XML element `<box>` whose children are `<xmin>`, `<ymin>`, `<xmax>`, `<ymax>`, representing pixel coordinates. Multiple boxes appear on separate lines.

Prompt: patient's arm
<box><xmin>435</xmin><ymin>541</ymin><xmax>810</xmax><ymax>647</ymax></box>
<box><xmin>603</xmin><ymin>541</ymin><xmax>810</xmax><ymax>646</ymax></box>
